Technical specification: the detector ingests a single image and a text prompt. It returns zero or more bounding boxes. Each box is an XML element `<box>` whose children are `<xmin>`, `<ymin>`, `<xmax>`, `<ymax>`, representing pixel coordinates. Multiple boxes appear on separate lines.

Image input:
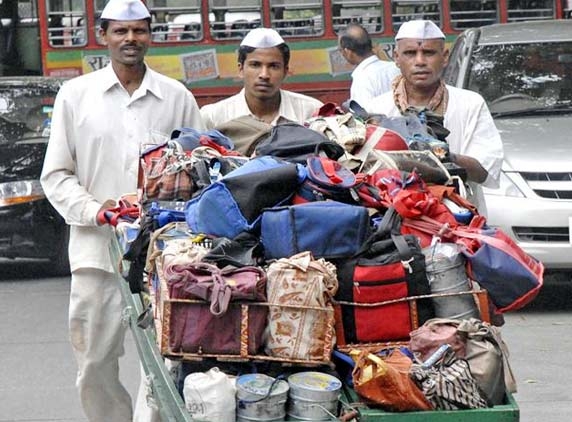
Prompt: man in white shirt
<box><xmin>363</xmin><ymin>20</ymin><xmax>503</xmax><ymax>215</ymax></box>
<box><xmin>338</xmin><ymin>22</ymin><xmax>401</xmax><ymax>106</ymax></box>
<box><xmin>40</xmin><ymin>0</ymin><xmax>203</xmax><ymax>421</ymax></box>
<box><xmin>201</xmin><ymin>28</ymin><xmax>323</xmax><ymax>153</ymax></box>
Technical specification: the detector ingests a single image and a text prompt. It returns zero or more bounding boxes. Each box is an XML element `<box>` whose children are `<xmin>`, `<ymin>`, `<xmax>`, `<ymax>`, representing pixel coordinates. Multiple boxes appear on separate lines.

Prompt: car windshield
<box><xmin>0</xmin><ymin>83</ymin><xmax>58</xmax><ymax>143</ymax></box>
<box><xmin>468</xmin><ymin>42</ymin><xmax>572</xmax><ymax>114</ymax></box>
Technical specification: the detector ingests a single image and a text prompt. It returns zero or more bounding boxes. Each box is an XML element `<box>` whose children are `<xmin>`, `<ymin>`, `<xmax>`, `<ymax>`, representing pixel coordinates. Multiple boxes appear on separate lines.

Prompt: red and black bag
<box><xmin>294</xmin><ymin>155</ymin><xmax>358</xmax><ymax>204</ymax></box>
<box><xmin>334</xmin><ymin>207</ymin><xmax>434</xmax><ymax>345</ymax></box>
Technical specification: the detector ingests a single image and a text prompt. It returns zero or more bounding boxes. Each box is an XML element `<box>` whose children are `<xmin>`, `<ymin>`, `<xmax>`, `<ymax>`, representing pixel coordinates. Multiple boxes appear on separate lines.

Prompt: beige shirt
<box><xmin>200</xmin><ymin>88</ymin><xmax>323</xmax><ymax>129</ymax></box>
<box><xmin>41</xmin><ymin>64</ymin><xmax>204</xmax><ymax>272</ymax></box>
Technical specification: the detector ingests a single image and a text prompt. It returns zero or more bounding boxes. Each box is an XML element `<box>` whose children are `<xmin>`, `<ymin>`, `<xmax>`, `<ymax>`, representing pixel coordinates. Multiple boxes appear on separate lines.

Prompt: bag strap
<box><xmin>451</xmin><ymin>227</ymin><xmax>530</xmax><ymax>265</ymax></box>
<box><xmin>172</xmin><ymin>261</ymin><xmax>231</xmax><ymax>316</ymax></box>
<box><xmin>209</xmin><ymin>272</ymin><xmax>232</xmax><ymax>316</ymax></box>
<box><xmin>355</xmin><ymin>206</ymin><xmax>400</xmax><ymax>256</ymax></box>
<box><xmin>321</xmin><ymin>158</ymin><xmax>344</xmax><ymax>184</ymax></box>
<box><xmin>210</xmin><ymin>265</ymin><xmax>267</xmax><ymax>316</ymax></box>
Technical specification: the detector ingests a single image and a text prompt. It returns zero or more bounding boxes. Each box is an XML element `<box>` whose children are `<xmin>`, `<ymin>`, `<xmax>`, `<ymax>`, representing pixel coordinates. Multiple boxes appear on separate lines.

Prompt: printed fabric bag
<box><xmin>260</xmin><ymin>201</ymin><xmax>370</xmax><ymax>261</ymax></box>
<box><xmin>352</xmin><ymin>348</ymin><xmax>433</xmax><ymax>412</ymax></box>
<box><xmin>164</xmin><ymin>262</ymin><xmax>268</xmax><ymax>355</ymax></box>
<box><xmin>307</xmin><ymin>112</ymin><xmax>367</xmax><ymax>153</ymax></box>
<box><xmin>185</xmin><ymin>156</ymin><xmax>304</xmax><ymax>239</ymax></box>
<box><xmin>334</xmin><ymin>207</ymin><xmax>434</xmax><ymax>345</ymax></box>
<box><xmin>264</xmin><ymin>251</ymin><xmax>338</xmax><ymax>361</ymax></box>
<box><xmin>410</xmin><ymin>347</ymin><xmax>489</xmax><ymax>410</ymax></box>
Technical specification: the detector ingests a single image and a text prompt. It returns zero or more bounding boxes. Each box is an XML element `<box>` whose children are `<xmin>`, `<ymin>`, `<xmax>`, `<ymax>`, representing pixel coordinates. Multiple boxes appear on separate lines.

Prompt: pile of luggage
<box><xmin>113</xmin><ymin>106</ymin><xmax>543</xmax><ymax>419</ymax></box>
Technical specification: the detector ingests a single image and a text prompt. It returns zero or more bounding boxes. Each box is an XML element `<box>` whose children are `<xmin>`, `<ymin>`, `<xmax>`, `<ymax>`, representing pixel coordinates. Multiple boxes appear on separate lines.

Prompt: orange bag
<box><xmin>352</xmin><ymin>349</ymin><xmax>433</xmax><ymax>412</ymax></box>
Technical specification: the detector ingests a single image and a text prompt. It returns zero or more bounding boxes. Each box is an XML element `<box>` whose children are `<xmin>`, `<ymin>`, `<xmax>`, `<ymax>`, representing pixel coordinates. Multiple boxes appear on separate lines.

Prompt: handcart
<box><xmin>110</xmin><ymin>234</ymin><xmax>520</xmax><ymax>422</ymax></box>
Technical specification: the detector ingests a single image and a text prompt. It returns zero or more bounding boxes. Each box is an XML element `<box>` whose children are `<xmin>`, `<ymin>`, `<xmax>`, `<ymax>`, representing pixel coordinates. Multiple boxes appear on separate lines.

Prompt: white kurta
<box><xmin>200</xmin><ymin>88</ymin><xmax>323</xmax><ymax>129</ymax></box>
<box><xmin>41</xmin><ymin>64</ymin><xmax>204</xmax><ymax>272</ymax></box>
<box><xmin>364</xmin><ymin>85</ymin><xmax>503</xmax><ymax>215</ymax></box>
<box><xmin>350</xmin><ymin>56</ymin><xmax>401</xmax><ymax>107</ymax></box>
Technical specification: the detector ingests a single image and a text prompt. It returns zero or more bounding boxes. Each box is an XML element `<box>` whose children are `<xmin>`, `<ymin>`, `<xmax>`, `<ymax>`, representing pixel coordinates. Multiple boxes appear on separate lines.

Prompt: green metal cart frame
<box><xmin>111</xmin><ymin>236</ymin><xmax>520</xmax><ymax>422</ymax></box>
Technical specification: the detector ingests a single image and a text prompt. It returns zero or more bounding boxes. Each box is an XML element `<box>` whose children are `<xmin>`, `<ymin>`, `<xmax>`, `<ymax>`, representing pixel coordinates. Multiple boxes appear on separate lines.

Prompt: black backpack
<box><xmin>254</xmin><ymin>122</ymin><xmax>344</xmax><ymax>164</ymax></box>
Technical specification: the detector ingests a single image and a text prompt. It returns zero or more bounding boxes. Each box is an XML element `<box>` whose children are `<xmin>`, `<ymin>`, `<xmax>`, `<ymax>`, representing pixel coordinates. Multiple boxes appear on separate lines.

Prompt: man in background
<box><xmin>201</xmin><ymin>27</ymin><xmax>323</xmax><ymax>154</ymax></box>
<box><xmin>338</xmin><ymin>22</ymin><xmax>401</xmax><ymax>106</ymax></box>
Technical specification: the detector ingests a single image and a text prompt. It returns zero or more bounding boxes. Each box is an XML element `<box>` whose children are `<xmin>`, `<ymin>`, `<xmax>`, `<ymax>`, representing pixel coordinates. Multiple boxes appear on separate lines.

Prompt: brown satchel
<box><xmin>352</xmin><ymin>349</ymin><xmax>433</xmax><ymax>412</ymax></box>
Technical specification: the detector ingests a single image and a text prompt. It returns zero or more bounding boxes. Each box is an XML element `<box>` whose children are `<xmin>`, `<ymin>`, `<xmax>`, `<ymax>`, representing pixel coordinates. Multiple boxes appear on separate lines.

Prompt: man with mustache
<box><xmin>40</xmin><ymin>0</ymin><xmax>203</xmax><ymax>420</ymax></box>
<box><xmin>364</xmin><ymin>20</ymin><xmax>503</xmax><ymax>215</ymax></box>
<box><xmin>200</xmin><ymin>27</ymin><xmax>323</xmax><ymax>154</ymax></box>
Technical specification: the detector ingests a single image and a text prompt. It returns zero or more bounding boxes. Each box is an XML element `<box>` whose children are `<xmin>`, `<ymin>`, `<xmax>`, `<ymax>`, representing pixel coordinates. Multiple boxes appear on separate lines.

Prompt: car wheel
<box><xmin>49</xmin><ymin>225</ymin><xmax>71</xmax><ymax>276</ymax></box>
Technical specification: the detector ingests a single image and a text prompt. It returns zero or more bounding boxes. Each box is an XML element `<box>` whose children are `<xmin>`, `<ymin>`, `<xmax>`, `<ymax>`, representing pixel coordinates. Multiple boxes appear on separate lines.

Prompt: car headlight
<box><xmin>484</xmin><ymin>172</ymin><xmax>525</xmax><ymax>198</ymax></box>
<box><xmin>0</xmin><ymin>180</ymin><xmax>46</xmax><ymax>207</ymax></box>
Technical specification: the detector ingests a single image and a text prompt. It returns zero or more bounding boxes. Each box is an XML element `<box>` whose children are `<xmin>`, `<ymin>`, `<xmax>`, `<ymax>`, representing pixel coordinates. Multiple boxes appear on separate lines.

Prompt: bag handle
<box><xmin>321</xmin><ymin>158</ymin><xmax>344</xmax><ymax>184</ymax></box>
<box><xmin>354</xmin><ymin>207</ymin><xmax>400</xmax><ymax>256</ymax></box>
<box><xmin>211</xmin><ymin>265</ymin><xmax>267</xmax><ymax>315</ymax></box>
<box><xmin>178</xmin><ymin>262</ymin><xmax>230</xmax><ymax>316</ymax></box>
<box><xmin>209</xmin><ymin>272</ymin><xmax>232</xmax><ymax>316</ymax></box>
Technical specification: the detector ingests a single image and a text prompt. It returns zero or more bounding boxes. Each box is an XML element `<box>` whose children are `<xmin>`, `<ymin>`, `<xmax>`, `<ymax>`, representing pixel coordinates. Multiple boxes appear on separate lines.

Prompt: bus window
<box><xmin>147</xmin><ymin>0</ymin><xmax>202</xmax><ymax>43</ymax></box>
<box><xmin>93</xmin><ymin>0</ymin><xmax>105</xmax><ymax>43</ymax></box>
<box><xmin>507</xmin><ymin>0</ymin><xmax>555</xmax><ymax>21</ymax></box>
<box><xmin>209</xmin><ymin>0</ymin><xmax>261</xmax><ymax>40</ymax></box>
<box><xmin>450</xmin><ymin>0</ymin><xmax>498</xmax><ymax>29</ymax></box>
<box><xmin>391</xmin><ymin>0</ymin><xmax>441</xmax><ymax>30</ymax></box>
<box><xmin>47</xmin><ymin>0</ymin><xmax>86</xmax><ymax>47</ymax></box>
<box><xmin>564</xmin><ymin>0</ymin><xmax>572</xmax><ymax>17</ymax></box>
<box><xmin>270</xmin><ymin>0</ymin><xmax>324</xmax><ymax>37</ymax></box>
<box><xmin>331</xmin><ymin>0</ymin><xmax>383</xmax><ymax>34</ymax></box>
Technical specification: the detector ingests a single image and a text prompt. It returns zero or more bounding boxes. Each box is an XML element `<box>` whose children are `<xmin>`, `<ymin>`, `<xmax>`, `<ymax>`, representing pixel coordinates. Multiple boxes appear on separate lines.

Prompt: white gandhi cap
<box><xmin>240</xmin><ymin>28</ymin><xmax>285</xmax><ymax>48</ymax></box>
<box><xmin>395</xmin><ymin>20</ymin><xmax>445</xmax><ymax>40</ymax></box>
<box><xmin>101</xmin><ymin>0</ymin><xmax>151</xmax><ymax>20</ymax></box>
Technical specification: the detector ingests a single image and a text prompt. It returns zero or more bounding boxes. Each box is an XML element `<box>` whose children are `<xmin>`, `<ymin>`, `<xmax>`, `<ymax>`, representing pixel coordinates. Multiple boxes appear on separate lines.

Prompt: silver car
<box><xmin>444</xmin><ymin>20</ymin><xmax>572</xmax><ymax>273</ymax></box>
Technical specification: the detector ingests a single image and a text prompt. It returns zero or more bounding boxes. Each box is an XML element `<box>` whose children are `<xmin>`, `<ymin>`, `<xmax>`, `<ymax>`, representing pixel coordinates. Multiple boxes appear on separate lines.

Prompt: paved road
<box><xmin>0</xmin><ymin>260</ymin><xmax>571</xmax><ymax>421</ymax></box>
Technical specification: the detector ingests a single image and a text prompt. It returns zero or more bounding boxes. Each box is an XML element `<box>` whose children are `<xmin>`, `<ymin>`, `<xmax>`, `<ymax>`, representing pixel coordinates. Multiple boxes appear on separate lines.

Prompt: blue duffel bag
<box><xmin>260</xmin><ymin>201</ymin><xmax>371</xmax><ymax>260</ymax></box>
<box><xmin>185</xmin><ymin>156</ymin><xmax>306</xmax><ymax>239</ymax></box>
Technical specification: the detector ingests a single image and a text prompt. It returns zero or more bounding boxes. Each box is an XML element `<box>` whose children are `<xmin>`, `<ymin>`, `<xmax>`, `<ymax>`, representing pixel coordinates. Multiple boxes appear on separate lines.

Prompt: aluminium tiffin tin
<box><xmin>236</xmin><ymin>373</ymin><xmax>290</xmax><ymax>422</ymax></box>
<box><xmin>287</xmin><ymin>371</ymin><xmax>342</xmax><ymax>421</ymax></box>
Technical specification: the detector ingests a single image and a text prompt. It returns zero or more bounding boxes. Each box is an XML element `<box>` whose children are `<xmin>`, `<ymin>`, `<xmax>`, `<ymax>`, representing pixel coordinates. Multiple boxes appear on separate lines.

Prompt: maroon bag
<box><xmin>165</xmin><ymin>262</ymin><xmax>268</xmax><ymax>355</ymax></box>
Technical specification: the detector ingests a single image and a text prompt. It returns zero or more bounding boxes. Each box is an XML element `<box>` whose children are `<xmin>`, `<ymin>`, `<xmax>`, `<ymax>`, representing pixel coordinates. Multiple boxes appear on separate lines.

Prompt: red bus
<box><xmin>2</xmin><ymin>0</ymin><xmax>570</xmax><ymax>105</ymax></box>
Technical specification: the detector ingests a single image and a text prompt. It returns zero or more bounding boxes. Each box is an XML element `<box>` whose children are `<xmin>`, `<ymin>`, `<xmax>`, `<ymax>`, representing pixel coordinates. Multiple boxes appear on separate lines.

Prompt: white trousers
<box><xmin>69</xmin><ymin>268</ymin><xmax>133</xmax><ymax>422</ymax></box>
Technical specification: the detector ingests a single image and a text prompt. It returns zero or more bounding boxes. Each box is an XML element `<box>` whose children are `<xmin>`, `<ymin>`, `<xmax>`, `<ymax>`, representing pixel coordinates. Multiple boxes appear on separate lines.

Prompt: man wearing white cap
<box><xmin>200</xmin><ymin>27</ymin><xmax>323</xmax><ymax>153</ymax></box>
<box><xmin>40</xmin><ymin>0</ymin><xmax>203</xmax><ymax>421</ymax></box>
<box><xmin>363</xmin><ymin>20</ymin><xmax>503</xmax><ymax>215</ymax></box>
<box><xmin>338</xmin><ymin>22</ymin><xmax>401</xmax><ymax>106</ymax></box>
